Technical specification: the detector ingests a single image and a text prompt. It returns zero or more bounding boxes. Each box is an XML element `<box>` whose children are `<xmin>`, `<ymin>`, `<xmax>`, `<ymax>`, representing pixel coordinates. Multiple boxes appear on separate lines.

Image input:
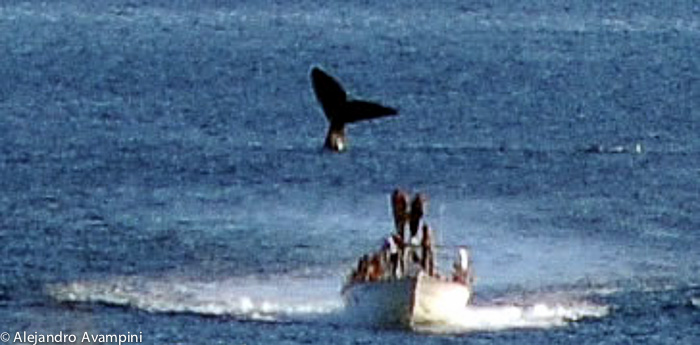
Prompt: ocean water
<box><xmin>1</xmin><ymin>0</ymin><xmax>699</xmax><ymax>344</ymax></box>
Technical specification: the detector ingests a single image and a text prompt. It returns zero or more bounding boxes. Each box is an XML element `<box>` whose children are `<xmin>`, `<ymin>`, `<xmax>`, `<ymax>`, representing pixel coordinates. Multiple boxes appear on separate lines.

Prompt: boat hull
<box><xmin>342</xmin><ymin>272</ymin><xmax>471</xmax><ymax>328</ymax></box>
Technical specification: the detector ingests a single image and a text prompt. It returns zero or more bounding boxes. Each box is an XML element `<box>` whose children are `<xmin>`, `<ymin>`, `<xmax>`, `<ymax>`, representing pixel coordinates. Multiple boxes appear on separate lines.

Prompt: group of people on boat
<box><xmin>348</xmin><ymin>189</ymin><xmax>474</xmax><ymax>286</ymax></box>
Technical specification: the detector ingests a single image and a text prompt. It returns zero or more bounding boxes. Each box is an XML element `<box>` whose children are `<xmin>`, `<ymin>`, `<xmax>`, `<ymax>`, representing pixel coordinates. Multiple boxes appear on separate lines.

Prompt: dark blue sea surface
<box><xmin>1</xmin><ymin>1</ymin><xmax>699</xmax><ymax>344</ymax></box>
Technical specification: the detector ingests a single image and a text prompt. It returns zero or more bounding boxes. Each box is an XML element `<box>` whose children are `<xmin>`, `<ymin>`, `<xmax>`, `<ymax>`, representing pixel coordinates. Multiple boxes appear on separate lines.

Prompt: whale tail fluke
<box><xmin>310</xmin><ymin>66</ymin><xmax>398</xmax><ymax>151</ymax></box>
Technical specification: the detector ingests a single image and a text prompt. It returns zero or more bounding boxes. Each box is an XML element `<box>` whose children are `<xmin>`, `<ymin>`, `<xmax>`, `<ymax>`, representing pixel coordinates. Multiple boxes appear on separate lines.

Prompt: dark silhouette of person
<box><xmin>391</xmin><ymin>189</ymin><xmax>409</xmax><ymax>241</ymax></box>
<box><xmin>421</xmin><ymin>224</ymin><xmax>435</xmax><ymax>276</ymax></box>
<box><xmin>387</xmin><ymin>233</ymin><xmax>404</xmax><ymax>278</ymax></box>
<box><xmin>352</xmin><ymin>254</ymin><xmax>370</xmax><ymax>282</ymax></box>
<box><xmin>367</xmin><ymin>253</ymin><xmax>384</xmax><ymax>281</ymax></box>
<box><xmin>409</xmin><ymin>193</ymin><xmax>427</xmax><ymax>240</ymax></box>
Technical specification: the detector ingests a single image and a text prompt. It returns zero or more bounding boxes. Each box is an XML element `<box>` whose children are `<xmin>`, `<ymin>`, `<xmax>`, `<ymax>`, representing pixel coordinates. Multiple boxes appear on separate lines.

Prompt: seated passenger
<box><xmin>367</xmin><ymin>254</ymin><xmax>384</xmax><ymax>281</ymax></box>
<box><xmin>352</xmin><ymin>255</ymin><xmax>370</xmax><ymax>282</ymax></box>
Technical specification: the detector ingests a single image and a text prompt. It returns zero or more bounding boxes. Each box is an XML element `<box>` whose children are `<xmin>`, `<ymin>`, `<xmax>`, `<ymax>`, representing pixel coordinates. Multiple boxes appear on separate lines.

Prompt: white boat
<box><xmin>341</xmin><ymin>189</ymin><xmax>475</xmax><ymax>328</ymax></box>
<box><xmin>342</xmin><ymin>271</ymin><xmax>472</xmax><ymax>327</ymax></box>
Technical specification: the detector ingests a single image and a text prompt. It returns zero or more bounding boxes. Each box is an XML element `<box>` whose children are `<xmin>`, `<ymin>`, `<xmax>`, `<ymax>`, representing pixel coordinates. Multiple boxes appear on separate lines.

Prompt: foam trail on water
<box><xmin>413</xmin><ymin>301</ymin><xmax>609</xmax><ymax>333</ymax></box>
<box><xmin>48</xmin><ymin>275</ymin><xmax>609</xmax><ymax>333</ymax></box>
<box><xmin>48</xmin><ymin>275</ymin><xmax>343</xmax><ymax>321</ymax></box>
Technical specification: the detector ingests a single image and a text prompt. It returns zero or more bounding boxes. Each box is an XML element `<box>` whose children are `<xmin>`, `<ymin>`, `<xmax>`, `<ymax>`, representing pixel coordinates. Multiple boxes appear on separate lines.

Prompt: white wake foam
<box><xmin>413</xmin><ymin>301</ymin><xmax>609</xmax><ymax>333</ymax></box>
<box><xmin>48</xmin><ymin>275</ymin><xmax>343</xmax><ymax>321</ymax></box>
<box><xmin>49</xmin><ymin>275</ymin><xmax>609</xmax><ymax>332</ymax></box>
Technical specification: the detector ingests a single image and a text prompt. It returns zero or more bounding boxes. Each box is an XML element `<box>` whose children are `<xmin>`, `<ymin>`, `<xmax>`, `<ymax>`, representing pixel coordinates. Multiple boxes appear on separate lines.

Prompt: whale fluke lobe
<box><xmin>310</xmin><ymin>67</ymin><xmax>398</xmax><ymax>152</ymax></box>
<box><xmin>343</xmin><ymin>100</ymin><xmax>398</xmax><ymax>123</ymax></box>
<box><xmin>311</xmin><ymin>67</ymin><xmax>347</xmax><ymax>120</ymax></box>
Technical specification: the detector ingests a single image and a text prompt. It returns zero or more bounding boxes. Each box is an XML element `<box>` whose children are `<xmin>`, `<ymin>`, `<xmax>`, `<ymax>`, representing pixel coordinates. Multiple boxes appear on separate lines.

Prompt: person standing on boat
<box><xmin>408</xmin><ymin>193</ymin><xmax>427</xmax><ymax>265</ymax></box>
<box><xmin>392</xmin><ymin>189</ymin><xmax>417</xmax><ymax>276</ymax></box>
<box><xmin>409</xmin><ymin>193</ymin><xmax>427</xmax><ymax>241</ymax></box>
<box><xmin>391</xmin><ymin>189</ymin><xmax>409</xmax><ymax>241</ymax></box>
<box><xmin>384</xmin><ymin>234</ymin><xmax>404</xmax><ymax>278</ymax></box>
<box><xmin>421</xmin><ymin>224</ymin><xmax>435</xmax><ymax>276</ymax></box>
